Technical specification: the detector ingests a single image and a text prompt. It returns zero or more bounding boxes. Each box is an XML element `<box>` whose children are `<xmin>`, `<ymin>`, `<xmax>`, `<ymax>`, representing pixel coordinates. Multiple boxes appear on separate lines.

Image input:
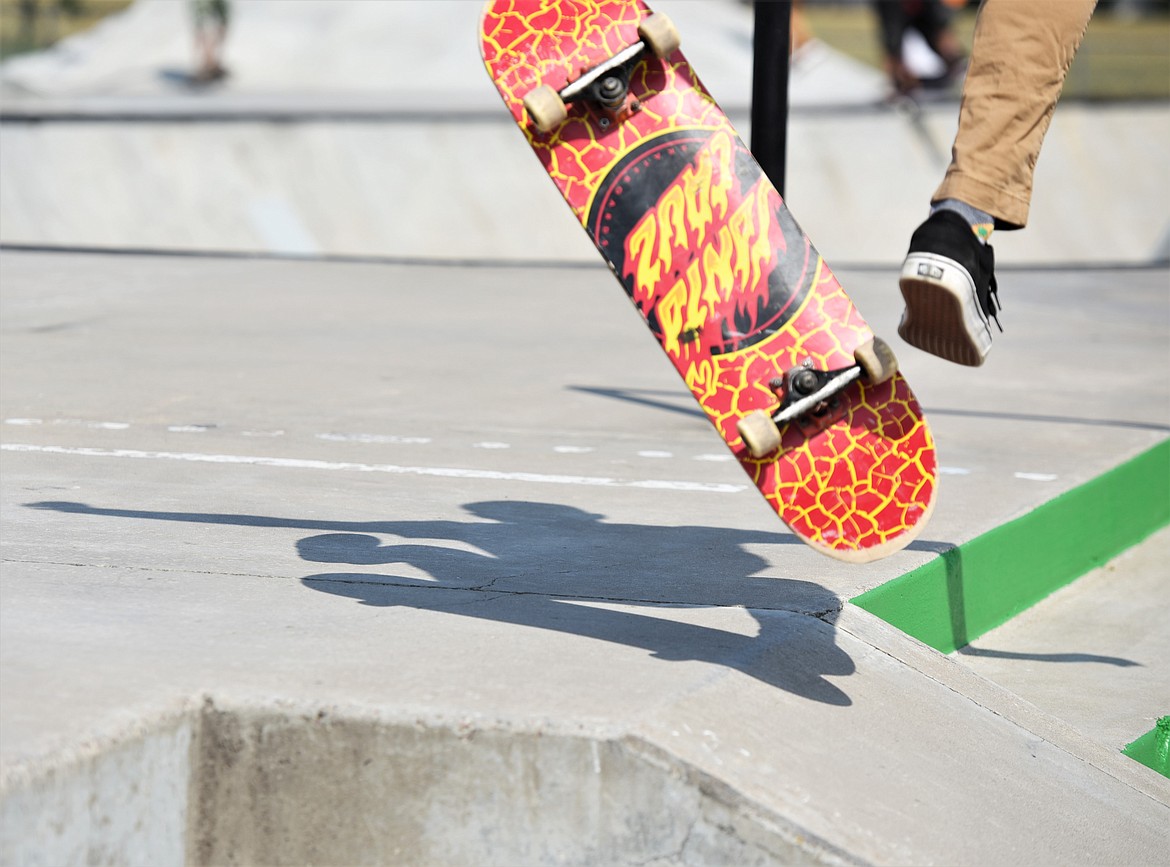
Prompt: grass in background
<box><xmin>802</xmin><ymin>2</ymin><xmax>1170</xmax><ymax>101</ymax></box>
<box><xmin>0</xmin><ymin>0</ymin><xmax>132</xmax><ymax>60</ymax></box>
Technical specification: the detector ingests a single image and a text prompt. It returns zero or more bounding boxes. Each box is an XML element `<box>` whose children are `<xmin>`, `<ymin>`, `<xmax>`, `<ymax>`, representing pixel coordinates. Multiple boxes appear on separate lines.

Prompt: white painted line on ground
<box><xmin>1015</xmin><ymin>472</ymin><xmax>1059</xmax><ymax>482</ymax></box>
<box><xmin>1</xmin><ymin>444</ymin><xmax>748</xmax><ymax>494</ymax></box>
<box><xmin>5</xmin><ymin>418</ymin><xmax>130</xmax><ymax>430</ymax></box>
<box><xmin>317</xmin><ymin>433</ymin><xmax>431</xmax><ymax>445</ymax></box>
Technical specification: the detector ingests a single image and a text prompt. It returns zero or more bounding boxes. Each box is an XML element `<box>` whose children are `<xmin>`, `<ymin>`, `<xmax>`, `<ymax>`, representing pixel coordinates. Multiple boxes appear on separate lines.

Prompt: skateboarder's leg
<box><xmin>933</xmin><ymin>0</ymin><xmax>1098</xmax><ymax>230</ymax></box>
<box><xmin>898</xmin><ymin>0</ymin><xmax>1097</xmax><ymax>367</ymax></box>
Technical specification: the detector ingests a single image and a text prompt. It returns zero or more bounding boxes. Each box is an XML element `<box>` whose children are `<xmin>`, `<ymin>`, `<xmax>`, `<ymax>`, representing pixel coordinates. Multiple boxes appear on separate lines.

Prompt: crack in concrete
<box><xmin>0</xmin><ymin>555</ymin><xmax>284</xmax><ymax>581</ymax></box>
<box><xmin>4</xmin><ymin>555</ymin><xmax>844</xmax><ymax>617</ymax></box>
<box><xmin>305</xmin><ymin>571</ymin><xmax>840</xmax><ymax>615</ymax></box>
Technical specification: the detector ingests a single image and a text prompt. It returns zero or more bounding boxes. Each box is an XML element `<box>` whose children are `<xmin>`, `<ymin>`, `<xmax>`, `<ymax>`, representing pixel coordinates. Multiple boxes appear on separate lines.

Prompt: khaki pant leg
<box><xmin>933</xmin><ymin>0</ymin><xmax>1097</xmax><ymax>229</ymax></box>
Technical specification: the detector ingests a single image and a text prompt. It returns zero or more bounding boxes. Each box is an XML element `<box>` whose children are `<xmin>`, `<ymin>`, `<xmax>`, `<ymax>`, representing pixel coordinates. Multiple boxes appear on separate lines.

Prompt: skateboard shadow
<box><xmin>26</xmin><ymin>499</ymin><xmax>855</xmax><ymax>706</ymax></box>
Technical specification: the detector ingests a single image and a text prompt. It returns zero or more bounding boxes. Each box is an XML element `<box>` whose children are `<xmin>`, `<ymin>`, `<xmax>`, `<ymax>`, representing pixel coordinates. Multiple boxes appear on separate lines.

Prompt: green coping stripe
<box><xmin>852</xmin><ymin>439</ymin><xmax>1170</xmax><ymax>654</ymax></box>
<box><xmin>1122</xmin><ymin>717</ymin><xmax>1170</xmax><ymax>779</ymax></box>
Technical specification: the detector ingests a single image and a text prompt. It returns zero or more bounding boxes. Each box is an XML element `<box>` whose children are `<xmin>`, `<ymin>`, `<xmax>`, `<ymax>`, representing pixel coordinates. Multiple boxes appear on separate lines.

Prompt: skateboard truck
<box><xmin>737</xmin><ymin>337</ymin><xmax>898</xmax><ymax>459</ymax></box>
<box><xmin>772</xmin><ymin>362</ymin><xmax>861</xmax><ymax>435</ymax></box>
<box><xmin>522</xmin><ymin>13</ymin><xmax>680</xmax><ymax>133</ymax></box>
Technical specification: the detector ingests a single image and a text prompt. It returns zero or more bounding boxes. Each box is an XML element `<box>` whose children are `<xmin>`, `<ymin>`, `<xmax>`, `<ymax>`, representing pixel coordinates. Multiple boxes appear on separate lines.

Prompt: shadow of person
<box><xmin>25</xmin><ymin>498</ymin><xmax>855</xmax><ymax>705</ymax></box>
<box><xmin>296</xmin><ymin>500</ymin><xmax>855</xmax><ymax>705</ymax></box>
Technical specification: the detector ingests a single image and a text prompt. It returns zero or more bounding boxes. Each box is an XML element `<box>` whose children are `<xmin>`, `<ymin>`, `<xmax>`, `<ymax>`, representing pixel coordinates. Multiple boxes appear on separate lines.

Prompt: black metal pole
<box><xmin>751</xmin><ymin>0</ymin><xmax>792</xmax><ymax>198</ymax></box>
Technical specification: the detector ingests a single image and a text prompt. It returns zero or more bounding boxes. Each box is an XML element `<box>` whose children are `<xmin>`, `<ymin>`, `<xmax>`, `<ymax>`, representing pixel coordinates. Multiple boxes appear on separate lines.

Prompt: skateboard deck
<box><xmin>480</xmin><ymin>0</ymin><xmax>937</xmax><ymax>562</ymax></box>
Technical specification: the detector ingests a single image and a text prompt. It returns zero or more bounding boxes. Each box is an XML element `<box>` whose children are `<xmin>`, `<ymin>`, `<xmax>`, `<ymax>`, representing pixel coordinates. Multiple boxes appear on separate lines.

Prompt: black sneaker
<box><xmin>898</xmin><ymin>209</ymin><xmax>1001</xmax><ymax>367</ymax></box>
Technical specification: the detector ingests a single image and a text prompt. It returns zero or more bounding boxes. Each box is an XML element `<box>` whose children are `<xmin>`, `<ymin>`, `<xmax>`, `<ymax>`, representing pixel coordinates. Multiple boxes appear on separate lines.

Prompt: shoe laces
<box><xmin>986</xmin><ymin>274</ymin><xmax>1003</xmax><ymax>333</ymax></box>
<box><xmin>979</xmin><ymin>243</ymin><xmax>1003</xmax><ymax>333</ymax></box>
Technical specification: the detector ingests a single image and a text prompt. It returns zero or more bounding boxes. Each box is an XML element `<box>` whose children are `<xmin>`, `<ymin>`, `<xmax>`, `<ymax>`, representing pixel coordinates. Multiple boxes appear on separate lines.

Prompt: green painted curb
<box><xmin>1123</xmin><ymin>716</ymin><xmax>1170</xmax><ymax>779</ymax></box>
<box><xmin>852</xmin><ymin>439</ymin><xmax>1170</xmax><ymax>654</ymax></box>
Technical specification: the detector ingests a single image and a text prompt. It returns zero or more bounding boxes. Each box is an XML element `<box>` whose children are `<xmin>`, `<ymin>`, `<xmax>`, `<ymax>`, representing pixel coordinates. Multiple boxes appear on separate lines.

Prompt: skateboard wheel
<box><xmin>738</xmin><ymin>410</ymin><xmax>782</xmax><ymax>459</ymax></box>
<box><xmin>523</xmin><ymin>84</ymin><xmax>568</xmax><ymax>133</ymax></box>
<box><xmin>638</xmin><ymin>12</ymin><xmax>680</xmax><ymax>59</ymax></box>
<box><xmin>855</xmin><ymin>337</ymin><xmax>898</xmax><ymax>384</ymax></box>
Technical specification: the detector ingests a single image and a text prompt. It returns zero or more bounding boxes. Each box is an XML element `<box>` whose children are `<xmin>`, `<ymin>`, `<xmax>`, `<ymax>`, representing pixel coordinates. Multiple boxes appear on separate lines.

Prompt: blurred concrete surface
<box><xmin>1</xmin><ymin>0</ymin><xmax>1167</xmax><ymax>265</ymax></box>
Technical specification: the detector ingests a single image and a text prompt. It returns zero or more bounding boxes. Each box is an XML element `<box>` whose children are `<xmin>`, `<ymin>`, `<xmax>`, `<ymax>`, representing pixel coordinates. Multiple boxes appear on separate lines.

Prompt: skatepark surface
<box><xmin>2</xmin><ymin>2</ymin><xmax>1168</xmax><ymax>865</ymax></box>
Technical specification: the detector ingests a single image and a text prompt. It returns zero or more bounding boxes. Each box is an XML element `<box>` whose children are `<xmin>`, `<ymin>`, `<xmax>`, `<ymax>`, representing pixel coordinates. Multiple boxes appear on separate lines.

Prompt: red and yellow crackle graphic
<box><xmin>480</xmin><ymin>0</ymin><xmax>937</xmax><ymax>560</ymax></box>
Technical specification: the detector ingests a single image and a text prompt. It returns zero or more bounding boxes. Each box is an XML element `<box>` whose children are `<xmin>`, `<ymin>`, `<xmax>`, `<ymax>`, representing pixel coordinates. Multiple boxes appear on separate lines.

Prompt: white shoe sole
<box><xmin>898</xmin><ymin>252</ymin><xmax>993</xmax><ymax>367</ymax></box>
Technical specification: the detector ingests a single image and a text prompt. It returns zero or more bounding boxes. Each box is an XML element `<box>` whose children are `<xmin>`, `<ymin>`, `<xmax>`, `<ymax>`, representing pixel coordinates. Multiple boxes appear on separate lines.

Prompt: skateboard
<box><xmin>480</xmin><ymin>0</ymin><xmax>937</xmax><ymax>562</ymax></box>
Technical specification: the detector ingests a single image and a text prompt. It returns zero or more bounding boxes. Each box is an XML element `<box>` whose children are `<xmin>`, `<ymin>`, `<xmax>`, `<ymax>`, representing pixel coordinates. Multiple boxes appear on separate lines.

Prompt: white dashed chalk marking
<box><xmin>1</xmin><ymin>444</ymin><xmax>747</xmax><ymax>494</ymax></box>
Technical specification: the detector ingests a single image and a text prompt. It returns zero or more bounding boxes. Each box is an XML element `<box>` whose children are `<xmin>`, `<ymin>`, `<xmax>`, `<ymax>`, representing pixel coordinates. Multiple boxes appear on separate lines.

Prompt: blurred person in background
<box><xmin>872</xmin><ymin>0</ymin><xmax>968</xmax><ymax>95</ymax></box>
<box><xmin>191</xmin><ymin>0</ymin><xmax>230</xmax><ymax>83</ymax></box>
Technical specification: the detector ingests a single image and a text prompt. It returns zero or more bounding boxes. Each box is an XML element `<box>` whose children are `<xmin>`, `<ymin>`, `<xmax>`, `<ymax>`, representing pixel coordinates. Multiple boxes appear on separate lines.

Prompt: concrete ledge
<box><xmin>0</xmin><ymin>710</ymin><xmax>192</xmax><ymax>867</ymax></box>
<box><xmin>2</xmin><ymin>696</ymin><xmax>855</xmax><ymax>867</ymax></box>
<box><xmin>852</xmin><ymin>439</ymin><xmax>1170</xmax><ymax>653</ymax></box>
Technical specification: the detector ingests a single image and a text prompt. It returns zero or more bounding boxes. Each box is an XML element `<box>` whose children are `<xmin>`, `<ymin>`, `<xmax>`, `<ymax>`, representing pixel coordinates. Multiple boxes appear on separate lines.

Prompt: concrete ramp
<box><xmin>2</xmin><ymin>0</ymin><xmax>1167</xmax><ymax>265</ymax></box>
<box><xmin>4</xmin><ymin>665</ymin><xmax>1167</xmax><ymax>866</ymax></box>
<box><xmin>4</xmin><ymin>699</ymin><xmax>855</xmax><ymax>867</ymax></box>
